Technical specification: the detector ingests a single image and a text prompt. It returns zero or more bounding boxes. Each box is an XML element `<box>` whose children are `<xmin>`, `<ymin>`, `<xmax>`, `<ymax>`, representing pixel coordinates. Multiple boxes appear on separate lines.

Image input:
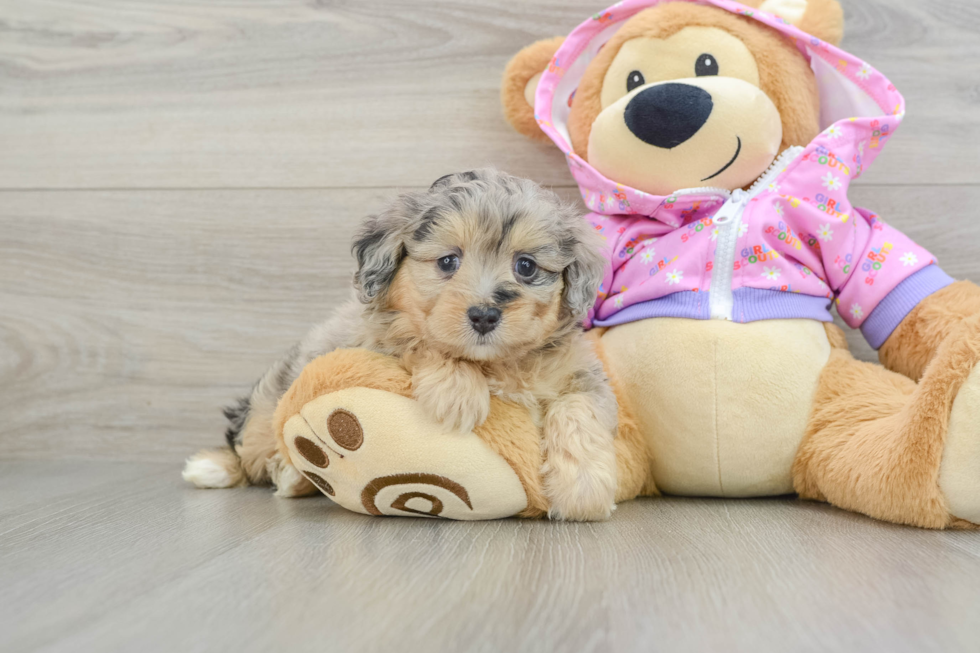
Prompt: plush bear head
<box><xmin>502</xmin><ymin>0</ymin><xmax>844</xmax><ymax>196</ymax></box>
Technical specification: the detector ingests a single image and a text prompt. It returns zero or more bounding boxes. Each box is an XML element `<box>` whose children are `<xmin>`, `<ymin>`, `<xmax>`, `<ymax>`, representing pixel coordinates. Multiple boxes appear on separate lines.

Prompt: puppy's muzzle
<box><xmin>624</xmin><ymin>83</ymin><xmax>713</xmax><ymax>149</ymax></box>
<box><xmin>467</xmin><ymin>305</ymin><xmax>501</xmax><ymax>335</ymax></box>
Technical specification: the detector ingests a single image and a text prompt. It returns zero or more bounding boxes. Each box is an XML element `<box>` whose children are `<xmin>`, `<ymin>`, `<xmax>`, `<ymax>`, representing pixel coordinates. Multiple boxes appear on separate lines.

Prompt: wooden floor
<box><xmin>2</xmin><ymin>0</ymin><xmax>980</xmax><ymax>650</ymax></box>
<box><xmin>3</xmin><ymin>461</ymin><xmax>980</xmax><ymax>653</ymax></box>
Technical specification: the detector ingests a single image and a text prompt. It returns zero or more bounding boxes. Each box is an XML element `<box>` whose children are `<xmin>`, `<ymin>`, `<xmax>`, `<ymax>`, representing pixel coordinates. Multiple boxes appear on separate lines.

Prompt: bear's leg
<box><xmin>274</xmin><ymin>348</ymin><xmax>548</xmax><ymax>519</ymax></box>
<box><xmin>589</xmin><ymin>331</ymin><xmax>659</xmax><ymax>502</ymax></box>
<box><xmin>793</xmin><ymin>323</ymin><xmax>980</xmax><ymax>529</ymax></box>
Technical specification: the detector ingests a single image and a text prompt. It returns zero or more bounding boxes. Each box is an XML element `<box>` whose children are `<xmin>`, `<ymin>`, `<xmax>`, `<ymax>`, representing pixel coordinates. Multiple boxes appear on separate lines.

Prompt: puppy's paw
<box><xmin>267</xmin><ymin>452</ymin><xmax>317</xmax><ymax>498</ymax></box>
<box><xmin>541</xmin><ymin>394</ymin><xmax>618</xmax><ymax>521</ymax></box>
<box><xmin>415</xmin><ymin>379</ymin><xmax>491</xmax><ymax>433</ymax></box>
<box><xmin>411</xmin><ymin>356</ymin><xmax>490</xmax><ymax>433</ymax></box>
<box><xmin>541</xmin><ymin>454</ymin><xmax>617</xmax><ymax>521</ymax></box>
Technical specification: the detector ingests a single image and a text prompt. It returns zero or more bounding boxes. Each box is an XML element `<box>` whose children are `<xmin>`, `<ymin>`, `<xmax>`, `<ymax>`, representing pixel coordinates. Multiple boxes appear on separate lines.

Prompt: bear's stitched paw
<box><xmin>280</xmin><ymin>386</ymin><xmax>527</xmax><ymax>520</ymax></box>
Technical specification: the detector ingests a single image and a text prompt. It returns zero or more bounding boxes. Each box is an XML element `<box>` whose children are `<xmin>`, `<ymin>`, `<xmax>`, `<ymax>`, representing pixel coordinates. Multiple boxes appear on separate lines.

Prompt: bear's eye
<box><xmin>695</xmin><ymin>53</ymin><xmax>719</xmax><ymax>77</ymax></box>
<box><xmin>626</xmin><ymin>70</ymin><xmax>645</xmax><ymax>93</ymax></box>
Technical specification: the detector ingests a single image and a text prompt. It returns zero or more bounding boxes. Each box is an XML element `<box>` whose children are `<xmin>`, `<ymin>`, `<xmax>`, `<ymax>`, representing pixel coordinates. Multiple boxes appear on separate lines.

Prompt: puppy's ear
<box><xmin>429</xmin><ymin>170</ymin><xmax>478</xmax><ymax>191</ymax></box>
<box><xmin>351</xmin><ymin>207</ymin><xmax>410</xmax><ymax>305</ymax></box>
<box><xmin>750</xmin><ymin>0</ymin><xmax>844</xmax><ymax>46</ymax></box>
<box><xmin>559</xmin><ymin>210</ymin><xmax>607</xmax><ymax>321</ymax></box>
<box><xmin>501</xmin><ymin>36</ymin><xmax>564</xmax><ymax>142</ymax></box>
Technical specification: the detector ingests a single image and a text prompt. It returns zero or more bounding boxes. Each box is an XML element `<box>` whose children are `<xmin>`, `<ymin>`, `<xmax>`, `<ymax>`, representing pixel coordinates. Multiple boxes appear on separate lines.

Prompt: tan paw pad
<box><xmin>281</xmin><ymin>387</ymin><xmax>527</xmax><ymax>520</ymax></box>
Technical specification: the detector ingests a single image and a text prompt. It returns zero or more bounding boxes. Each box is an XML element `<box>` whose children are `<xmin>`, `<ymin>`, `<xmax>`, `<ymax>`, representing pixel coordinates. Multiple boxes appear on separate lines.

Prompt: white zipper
<box><xmin>672</xmin><ymin>185</ymin><xmax>732</xmax><ymax>198</ymax></box>
<box><xmin>705</xmin><ymin>147</ymin><xmax>804</xmax><ymax>321</ymax></box>
<box><xmin>708</xmin><ymin>189</ymin><xmax>748</xmax><ymax>320</ymax></box>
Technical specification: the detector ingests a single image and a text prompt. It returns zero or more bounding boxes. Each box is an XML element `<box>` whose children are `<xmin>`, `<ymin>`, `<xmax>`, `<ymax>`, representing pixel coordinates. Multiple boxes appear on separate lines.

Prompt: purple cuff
<box><xmin>860</xmin><ymin>265</ymin><xmax>955</xmax><ymax>350</ymax></box>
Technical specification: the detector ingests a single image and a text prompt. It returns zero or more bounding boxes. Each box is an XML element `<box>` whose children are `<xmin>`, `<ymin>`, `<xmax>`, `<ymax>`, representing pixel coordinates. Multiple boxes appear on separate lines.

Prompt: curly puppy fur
<box><xmin>183</xmin><ymin>169</ymin><xmax>619</xmax><ymax>520</ymax></box>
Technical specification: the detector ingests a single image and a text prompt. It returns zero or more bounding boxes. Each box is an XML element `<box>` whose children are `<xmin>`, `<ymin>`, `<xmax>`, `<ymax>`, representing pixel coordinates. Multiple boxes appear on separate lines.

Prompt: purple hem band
<box><xmin>732</xmin><ymin>288</ymin><xmax>834</xmax><ymax>323</ymax></box>
<box><xmin>592</xmin><ymin>290</ymin><xmax>707</xmax><ymax>327</ymax></box>
<box><xmin>592</xmin><ymin>288</ymin><xmax>833</xmax><ymax>328</ymax></box>
<box><xmin>860</xmin><ymin>265</ymin><xmax>954</xmax><ymax>350</ymax></box>
<box><xmin>593</xmin><ymin>270</ymin><xmax>951</xmax><ymax>341</ymax></box>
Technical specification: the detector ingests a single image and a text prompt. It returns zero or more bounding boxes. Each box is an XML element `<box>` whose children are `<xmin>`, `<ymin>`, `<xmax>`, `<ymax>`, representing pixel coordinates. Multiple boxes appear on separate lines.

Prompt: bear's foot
<box><xmin>281</xmin><ymin>386</ymin><xmax>529</xmax><ymax>520</ymax></box>
<box><xmin>796</xmin><ymin>320</ymin><xmax>980</xmax><ymax>529</ymax></box>
<box><xmin>940</xmin><ymin>320</ymin><xmax>980</xmax><ymax>525</ymax></box>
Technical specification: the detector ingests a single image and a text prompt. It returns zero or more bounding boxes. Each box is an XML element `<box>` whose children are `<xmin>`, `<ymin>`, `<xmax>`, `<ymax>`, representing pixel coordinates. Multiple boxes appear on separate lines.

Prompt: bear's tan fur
<box><xmin>273</xmin><ymin>0</ymin><xmax>980</xmax><ymax>527</ymax></box>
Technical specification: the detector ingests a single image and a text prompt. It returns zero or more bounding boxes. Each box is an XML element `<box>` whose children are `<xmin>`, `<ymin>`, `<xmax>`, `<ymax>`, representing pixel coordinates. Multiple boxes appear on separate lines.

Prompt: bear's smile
<box><xmin>701</xmin><ymin>136</ymin><xmax>742</xmax><ymax>182</ymax></box>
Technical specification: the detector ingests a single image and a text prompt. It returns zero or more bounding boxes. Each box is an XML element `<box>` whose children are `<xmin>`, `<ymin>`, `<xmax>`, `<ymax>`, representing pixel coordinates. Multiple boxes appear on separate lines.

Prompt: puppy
<box><xmin>183</xmin><ymin>168</ymin><xmax>618</xmax><ymax>520</ymax></box>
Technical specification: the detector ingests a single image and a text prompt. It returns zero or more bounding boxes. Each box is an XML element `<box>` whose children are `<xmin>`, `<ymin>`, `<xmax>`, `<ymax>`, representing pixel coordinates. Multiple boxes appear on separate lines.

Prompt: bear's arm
<box><xmin>879</xmin><ymin>280</ymin><xmax>980</xmax><ymax>382</ymax></box>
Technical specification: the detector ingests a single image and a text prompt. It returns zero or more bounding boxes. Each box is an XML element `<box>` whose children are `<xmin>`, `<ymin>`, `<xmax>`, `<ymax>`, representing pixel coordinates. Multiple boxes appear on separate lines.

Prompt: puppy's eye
<box><xmin>626</xmin><ymin>70</ymin><xmax>645</xmax><ymax>93</ymax></box>
<box><xmin>514</xmin><ymin>257</ymin><xmax>537</xmax><ymax>278</ymax></box>
<box><xmin>437</xmin><ymin>254</ymin><xmax>460</xmax><ymax>274</ymax></box>
<box><xmin>695</xmin><ymin>53</ymin><xmax>718</xmax><ymax>77</ymax></box>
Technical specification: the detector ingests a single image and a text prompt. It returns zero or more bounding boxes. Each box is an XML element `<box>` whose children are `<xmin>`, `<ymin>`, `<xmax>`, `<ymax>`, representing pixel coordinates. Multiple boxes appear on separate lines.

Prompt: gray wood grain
<box><xmin>0</xmin><ymin>0</ymin><xmax>978</xmax><ymax>189</ymax></box>
<box><xmin>2</xmin><ymin>0</ymin><xmax>980</xmax><ymax>649</ymax></box>
<box><xmin>3</xmin><ymin>185</ymin><xmax>979</xmax><ymax>460</ymax></box>
<box><xmin>1</xmin><ymin>461</ymin><xmax>978</xmax><ymax>653</ymax></box>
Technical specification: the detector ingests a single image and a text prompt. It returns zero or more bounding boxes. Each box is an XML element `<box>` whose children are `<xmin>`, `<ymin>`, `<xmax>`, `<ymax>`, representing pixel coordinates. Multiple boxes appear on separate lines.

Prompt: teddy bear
<box><xmin>273</xmin><ymin>0</ymin><xmax>980</xmax><ymax>528</ymax></box>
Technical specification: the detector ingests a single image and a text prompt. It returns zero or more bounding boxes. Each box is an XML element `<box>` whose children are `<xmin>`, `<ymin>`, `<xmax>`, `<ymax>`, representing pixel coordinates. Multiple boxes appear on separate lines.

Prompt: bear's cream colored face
<box><xmin>587</xmin><ymin>26</ymin><xmax>783</xmax><ymax>195</ymax></box>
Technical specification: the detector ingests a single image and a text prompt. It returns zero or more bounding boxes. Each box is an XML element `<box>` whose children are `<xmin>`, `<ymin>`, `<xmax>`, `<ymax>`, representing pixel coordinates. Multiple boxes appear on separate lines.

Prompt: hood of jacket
<box><xmin>533</xmin><ymin>0</ymin><xmax>905</xmax><ymax>228</ymax></box>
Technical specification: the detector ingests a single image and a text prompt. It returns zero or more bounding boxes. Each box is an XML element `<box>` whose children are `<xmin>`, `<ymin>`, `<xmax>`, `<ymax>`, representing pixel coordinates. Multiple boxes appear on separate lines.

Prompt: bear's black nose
<box><xmin>624</xmin><ymin>83</ymin><xmax>713</xmax><ymax>149</ymax></box>
<box><xmin>468</xmin><ymin>305</ymin><xmax>501</xmax><ymax>335</ymax></box>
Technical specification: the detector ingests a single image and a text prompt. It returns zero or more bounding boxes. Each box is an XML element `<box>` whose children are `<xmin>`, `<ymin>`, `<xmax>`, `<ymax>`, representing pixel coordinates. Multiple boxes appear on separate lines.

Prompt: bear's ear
<box><xmin>750</xmin><ymin>0</ymin><xmax>844</xmax><ymax>46</ymax></box>
<box><xmin>501</xmin><ymin>36</ymin><xmax>565</xmax><ymax>142</ymax></box>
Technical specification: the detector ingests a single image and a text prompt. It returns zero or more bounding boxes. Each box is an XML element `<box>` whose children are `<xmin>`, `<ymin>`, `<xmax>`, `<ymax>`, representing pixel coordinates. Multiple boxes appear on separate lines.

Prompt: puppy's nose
<box><xmin>467</xmin><ymin>306</ymin><xmax>501</xmax><ymax>335</ymax></box>
<box><xmin>624</xmin><ymin>83</ymin><xmax>713</xmax><ymax>149</ymax></box>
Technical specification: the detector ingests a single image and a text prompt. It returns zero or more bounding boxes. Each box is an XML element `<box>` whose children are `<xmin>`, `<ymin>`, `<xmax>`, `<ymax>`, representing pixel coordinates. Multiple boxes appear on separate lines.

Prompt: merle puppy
<box><xmin>184</xmin><ymin>169</ymin><xmax>619</xmax><ymax>520</ymax></box>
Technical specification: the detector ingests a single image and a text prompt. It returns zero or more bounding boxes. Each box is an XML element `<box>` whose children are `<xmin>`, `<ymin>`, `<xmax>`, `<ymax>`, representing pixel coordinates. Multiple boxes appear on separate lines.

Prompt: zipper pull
<box><xmin>713</xmin><ymin>189</ymin><xmax>748</xmax><ymax>225</ymax></box>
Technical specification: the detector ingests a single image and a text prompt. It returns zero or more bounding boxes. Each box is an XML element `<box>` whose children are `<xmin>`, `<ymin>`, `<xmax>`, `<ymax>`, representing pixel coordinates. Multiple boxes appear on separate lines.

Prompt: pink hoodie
<box><xmin>534</xmin><ymin>0</ymin><xmax>952</xmax><ymax>348</ymax></box>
